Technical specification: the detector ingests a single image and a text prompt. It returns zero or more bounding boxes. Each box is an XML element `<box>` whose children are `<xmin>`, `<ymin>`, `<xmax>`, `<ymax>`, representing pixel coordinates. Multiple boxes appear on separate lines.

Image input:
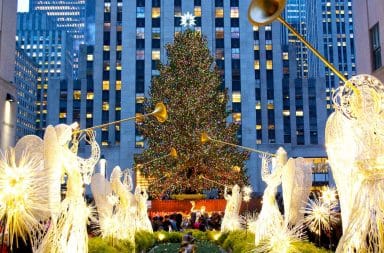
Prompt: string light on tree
<box><xmin>180</xmin><ymin>12</ymin><xmax>196</xmax><ymax>28</ymax></box>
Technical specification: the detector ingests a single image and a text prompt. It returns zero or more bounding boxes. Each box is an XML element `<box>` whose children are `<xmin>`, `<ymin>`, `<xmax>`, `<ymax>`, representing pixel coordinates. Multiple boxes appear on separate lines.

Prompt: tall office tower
<box><xmin>16</xmin><ymin>12</ymin><xmax>74</xmax><ymax>136</ymax></box>
<box><xmin>0</xmin><ymin>0</ymin><xmax>17</xmax><ymax>151</ymax></box>
<box><xmin>353</xmin><ymin>0</ymin><xmax>384</xmax><ymax>82</ymax></box>
<box><xmin>284</xmin><ymin>0</ymin><xmax>308</xmax><ymax>78</ymax></box>
<box><xmin>307</xmin><ymin>0</ymin><xmax>356</xmax><ymax>113</ymax></box>
<box><xmin>72</xmin><ymin>0</ymin><xmax>329</xmax><ymax>192</ymax></box>
<box><xmin>15</xmin><ymin>46</ymin><xmax>39</xmax><ymax>141</ymax></box>
<box><xmin>29</xmin><ymin>0</ymin><xmax>86</xmax><ymax>45</ymax></box>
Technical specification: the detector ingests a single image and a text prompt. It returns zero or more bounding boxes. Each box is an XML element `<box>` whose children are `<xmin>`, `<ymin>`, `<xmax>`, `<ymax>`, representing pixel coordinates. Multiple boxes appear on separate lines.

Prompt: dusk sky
<box><xmin>17</xmin><ymin>0</ymin><xmax>29</xmax><ymax>12</ymax></box>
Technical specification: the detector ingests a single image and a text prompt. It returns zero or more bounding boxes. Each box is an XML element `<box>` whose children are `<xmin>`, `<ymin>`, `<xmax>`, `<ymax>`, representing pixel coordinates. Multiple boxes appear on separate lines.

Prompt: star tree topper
<box><xmin>180</xmin><ymin>12</ymin><xmax>196</xmax><ymax>28</ymax></box>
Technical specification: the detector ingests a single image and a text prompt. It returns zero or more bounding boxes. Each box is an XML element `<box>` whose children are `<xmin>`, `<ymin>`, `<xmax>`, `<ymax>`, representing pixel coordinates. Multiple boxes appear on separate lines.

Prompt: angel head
<box><xmin>54</xmin><ymin>122</ymin><xmax>79</xmax><ymax>146</ymax></box>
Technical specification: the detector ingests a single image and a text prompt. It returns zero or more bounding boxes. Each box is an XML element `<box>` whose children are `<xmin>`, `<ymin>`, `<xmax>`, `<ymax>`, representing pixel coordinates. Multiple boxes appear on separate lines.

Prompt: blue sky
<box><xmin>18</xmin><ymin>0</ymin><xmax>29</xmax><ymax>12</ymax></box>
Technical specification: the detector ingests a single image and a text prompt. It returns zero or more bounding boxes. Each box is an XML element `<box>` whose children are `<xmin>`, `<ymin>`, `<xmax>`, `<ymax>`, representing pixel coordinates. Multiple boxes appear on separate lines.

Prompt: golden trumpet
<box><xmin>200</xmin><ymin>132</ymin><xmax>275</xmax><ymax>156</ymax></box>
<box><xmin>136</xmin><ymin>147</ymin><xmax>177</xmax><ymax>169</ymax></box>
<box><xmin>74</xmin><ymin>102</ymin><xmax>167</xmax><ymax>134</ymax></box>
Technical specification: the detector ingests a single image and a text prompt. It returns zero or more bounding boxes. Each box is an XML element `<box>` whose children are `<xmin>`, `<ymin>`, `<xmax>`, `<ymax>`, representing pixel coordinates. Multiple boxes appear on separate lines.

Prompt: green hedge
<box><xmin>89</xmin><ymin>230</ymin><xmax>331</xmax><ymax>253</ymax></box>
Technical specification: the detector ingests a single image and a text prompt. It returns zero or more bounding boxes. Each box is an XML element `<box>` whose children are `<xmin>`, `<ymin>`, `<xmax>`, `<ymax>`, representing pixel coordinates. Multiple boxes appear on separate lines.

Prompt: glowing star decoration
<box><xmin>326</xmin><ymin>74</ymin><xmax>384</xmax><ymax>252</ymax></box>
<box><xmin>254</xmin><ymin>223</ymin><xmax>306</xmax><ymax>253</ymax></box>
<box><xmin>180</xmin><ymin>12</ymin><xmax>196</xmax><ymax>28</ymax></box>
<box><xmin>321</xmin><ymin>187</ymin><xmax>337</xmax><ymax>205</ymax></box>
<box><xmin>253</xmin><ymin>148</ymin><xmax>286</xmax><ymax>245</ymax></box>
<box><xmin>0</xmin><ymin>148</ymin><xmax>49</xmax><ymax>250</ymax></box>
<box><xmin>221</xmin><ymin>184</ymin><xmax>242</xmax><ymax>232</ymax></box>
<box><xmin>301</xmin><ymin>197</ymin><xmax>339</xmax><ymax>237</ymax></box>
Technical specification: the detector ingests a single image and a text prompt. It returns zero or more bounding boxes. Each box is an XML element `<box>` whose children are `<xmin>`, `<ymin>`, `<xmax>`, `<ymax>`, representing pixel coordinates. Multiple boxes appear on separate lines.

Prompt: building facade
<box><xmin>284</xmin><ymin>0</ymin><xmax>308</xmax><ymax>79</ymax></box>
<box><xmin>307</xmin><ymin>0</ymin><xmax>356</xmax><ymax>114</ymax></box>
<box><xmin>29</xmin><ymin>0</ymin><xmax>86</xmax><ymax>45</ymax></box>
<box><xmin>353</xmin><ymin>0</ymin><xmax>384</xmax><ymax>82</ymax></box>
<box><xmin>17</xmin><ymin>12</ymin><xmax>74</xmax><ymax>136</ymax></box>
<box><xmin>59</xmin><ymin>0</ymin><xmax>326</xmax><ymax>193</ymax></box>
<box><xmin>15</xmin><ymin>46</ymin><xmax>39</xmax><ymax>141</ymax></box>
<box><xmin>0</xmin><ymin>0</ymin><xmax>17</xmax><ymax>151</ymax></box>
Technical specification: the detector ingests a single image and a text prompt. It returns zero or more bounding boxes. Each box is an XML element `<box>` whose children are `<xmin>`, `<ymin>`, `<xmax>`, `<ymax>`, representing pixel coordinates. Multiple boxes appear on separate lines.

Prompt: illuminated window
<box><xmin>256</xmin><ymin>125</ymin><xmax>262</xmax><ymax>130</ymax></box>
<box><xmin>102</xmin><ymin>141</ymin><xmax>109</xmax><ymax>146</ymax></box>
<box><xmin>59</xmin><ymin>112</ymin><xmax>66</xmax><ymax>118</ymax></box>
<box><xmin>73</xmin><ymin>90</ymin><xmax>81</xmax><ymax>100</ymax></box>
<box><xmin>283</xmin><ymin>110</ymin><xmax>290</xmax><ymax>116</ymax></box>
<box><xmin>152</xmin><ymin>50</ymin><xmax>160</xmax><ymax>60</ymax></box>
<box><xmin>230</xmin><ymin>7</ymin><xmax>239</xmax><ymax>18</ymax></box>
<box><xmin>232</xmin><ymin>113</ymin><xmax>241</xmax><ymax>123</ymax></box>
<box><xmin>296</xmin><ymin>111</ymin><xmax>303</xmax><ymax>116</ymax></box>
<box><xmin>116</xmin><ymin>81</ymin><xmax>122</xmax><ymax>91</ymax></box>
<box><xmin>136</xmin><ymin>95</ymin><xmax>145</xmax><ymax>103</ymax></box>
<box><xmin>283</xmin><ymin>52</ymin><xmax>288</xmax><ymax>60</ymax></box>
<box><xmin>87</xmin><ymin>92</ymin><xmax>94</xmax><ymax>99</ymax></box>
<box><xmin>103</xmin><ymin>81</ymin><xmax>110</xmax><ymax>90</ymax></box>
<box><xmin>86</xmin><ymin>113</ymin><xmax>92</xmax><ymax>118</ymax></box>
<box><xmin>102</xmin><ymin>102</ymin><xmax>109</xmax><ymax>111</ymax></box>
<box><xmin>103</xmin><ymin>45</ymin><xmax>110</xmax><ymax>51</ymax></box>
<box><xmin>267</xmin><ymin>102</ymin><xmax>274</xmax><ymax>109</ymax></box>
<box><xmin>87</xmin><ymin>54</ymin><xmax>93</xmax><ymax>61</ymax></box>
<box><xmin>266</xmin><ymin>44</ymin><xmax>273</xmax><ymax>50</ymax></box>
<box><xmin>254</xmin><ymin>60</ymin><xmax>260</xmax><ymax>70</ymax></box>
<box><xmin>266</xmin><ymin>60</ymin><xmax>273</xmax><ymax>70</ymax></box>
<box><xmin>215</xmin><ymin>7</ymin><xmax>224</xmax><ymax>18</ymax></box>
<box><xmin>152</xmin><ymin>8</ymin><xmax>160</xmax><ymax>18</ymax></box>
<box><xmin>232</xmin><ymin>92</ymin><xmax>241</xmax><ymax>102</ymax></box>
<box><xmin>194</xmin><ymin>6</ymin><xmax>201</xmax><ymax>17</ymax></box>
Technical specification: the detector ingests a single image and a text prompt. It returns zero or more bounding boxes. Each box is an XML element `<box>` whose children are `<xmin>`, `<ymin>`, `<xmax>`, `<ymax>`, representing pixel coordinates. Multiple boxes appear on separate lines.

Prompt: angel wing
<box><xmin>282</xmin><ymin>157</ymin><xmax>312</xmax><ymax>225</ymax></box>
<box><xmin>325</xmin><ymin>110</ymin><xmax>359</xmax><ymax>233</ymax></box>
<box><xmin>91</xmin><ymin>173</ymin><xmax>113</xmax><ymax>221</ymax></box>
<box><xmin>43</xmin><ymin>125</ymin><xmax>64</xmax><ymax>222</ymax></box>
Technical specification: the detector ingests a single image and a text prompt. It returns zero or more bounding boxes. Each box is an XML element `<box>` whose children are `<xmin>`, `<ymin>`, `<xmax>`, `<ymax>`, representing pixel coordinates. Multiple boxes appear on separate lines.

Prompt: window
<box><xmin>136</xmin><ymin>28</ymin><xmax>145</xmax><ymax>39</ymax></box>
<box><xmin>371</xmin><ymin>23</ymin><xmax>382</xmax><ymax>70</ymax></box>
<box><xmin>215</xmin><ymin>7</ymin><xmax>224</xmax><ymax>18</ymax></box>
<box><xmin>152</xmin><ymin>50</ymin><xmax>160</xmax><ymax>60</ymax></box>
<box><xmin>216</xmin><ymin>27</ymin><xmax>224</xmax><ymax>39</ymax></box>
<box><xmin>152</xmin><ymin>8</ymin><xmax>160</xmax><ymax>18</ymax></box>
<box><xmin>230</xmin><ymin>7</ymin><xmax>239</xmax><ymax>18</ymax></box>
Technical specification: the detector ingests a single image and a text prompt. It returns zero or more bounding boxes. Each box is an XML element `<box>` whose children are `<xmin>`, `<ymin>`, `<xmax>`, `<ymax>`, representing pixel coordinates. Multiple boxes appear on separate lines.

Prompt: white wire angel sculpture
<box><xmin>325</xmin><ymin>74</ymin><xmax>384</xmax><ymax>252</ymax></box>
<box><xmin>221</xmin><ymin>184</ymin><xmax>242</xmax><ymax>232</ymax></box>
<box><xmin>253</xmin><ymin>147</ymin><xmax>286</xmax><ymax>245</ymax></box>
<box><xmin>35</xmin><ymin>123</ymin><xmax>100</xmax><ymax>253</ymax></box>
<box><xmin>134</xmin><ymin>185</ymin><xmax>153</xmax><ymax>232</ymax></box>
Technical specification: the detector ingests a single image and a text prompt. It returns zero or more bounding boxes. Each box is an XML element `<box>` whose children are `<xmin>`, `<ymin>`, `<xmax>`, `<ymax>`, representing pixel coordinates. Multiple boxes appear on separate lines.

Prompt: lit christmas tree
<box><xmin>136</xmin><ymin>30</ymin><xmax>248</xmax><ymax>199</ymax></box>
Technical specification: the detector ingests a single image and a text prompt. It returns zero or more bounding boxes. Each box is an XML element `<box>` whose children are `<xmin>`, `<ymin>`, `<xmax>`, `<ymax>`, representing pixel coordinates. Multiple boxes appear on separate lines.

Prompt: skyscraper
<box><xmin>0</xmin><ymin>0</ymin><xmax>17</xmax><ymax>151</ymax></box>
<box><xmin>307</xmin><ymin>0</ymin><xmax>356</xmax><ymax>113</ymax></box>
<box><xmin>284</xmin><ymin>0</ymin><xmax>308</xmax><ymax>79</ymax></box>
<box><xmin>15</xmin><ymin>46</ymin><xmax>39</xmax><ymax>141</ymax></box>
<box><xmin>29</xmin><ymin>0</ymin><xmax>86</xmax><ymax>45</ymax></box>
<box><xmin>17</xmin><ymin>12</ymin><xmax>74</xmax><ymax>136</ymax></box>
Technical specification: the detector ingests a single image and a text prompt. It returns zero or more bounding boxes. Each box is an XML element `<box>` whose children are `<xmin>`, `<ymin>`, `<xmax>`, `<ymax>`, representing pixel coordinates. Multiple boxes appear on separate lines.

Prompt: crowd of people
<box><xmin>151</xmin><ymin>211</ymin><xmax>224</xmax><ymax>232</ymax></box>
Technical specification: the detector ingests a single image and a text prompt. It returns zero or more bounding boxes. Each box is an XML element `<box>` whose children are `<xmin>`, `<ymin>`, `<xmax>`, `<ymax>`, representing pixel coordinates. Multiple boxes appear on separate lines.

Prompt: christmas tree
<box><xmin>136</xmin><ymin>30</ymin><xmax>249</xmax><ymax>199</ymax></box>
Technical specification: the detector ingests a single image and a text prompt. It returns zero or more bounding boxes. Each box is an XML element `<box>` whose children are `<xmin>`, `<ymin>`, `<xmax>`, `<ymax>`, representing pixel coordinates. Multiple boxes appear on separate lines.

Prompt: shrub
<box><xmin>135</xmin><ymin>230</ymin><xmax>156</xmax><ymax>252</ymax></box>
<box><xmin>88</xmin><ymin>237</ymin><xmax>120</xmax><ymax>253</ymax></box>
